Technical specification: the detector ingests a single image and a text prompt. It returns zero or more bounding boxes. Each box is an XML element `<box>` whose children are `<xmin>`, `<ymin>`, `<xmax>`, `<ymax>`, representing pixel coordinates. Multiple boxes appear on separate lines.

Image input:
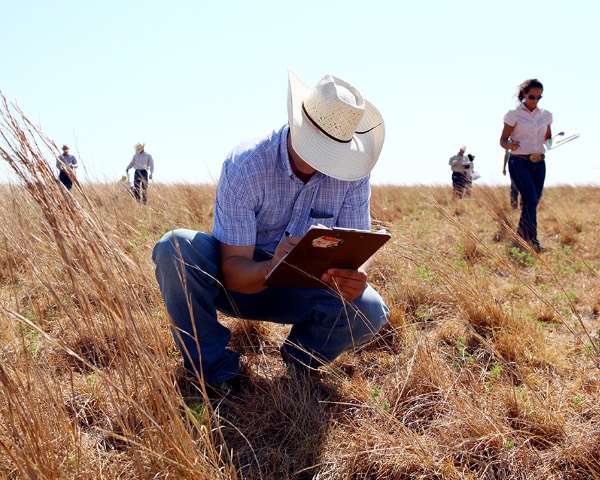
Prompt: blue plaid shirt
<box><xmin>212</xmin><ymin>125</ymin><xmax>372</xmax><ymax>254</ymax></box>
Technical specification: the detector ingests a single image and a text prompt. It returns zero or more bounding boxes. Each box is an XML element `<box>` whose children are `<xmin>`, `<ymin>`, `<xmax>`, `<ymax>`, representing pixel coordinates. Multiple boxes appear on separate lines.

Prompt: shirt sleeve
<box><xmin>212</xmin><ymin>161</ymin><xmax>259</xmax><ymax>246</ymax></box>
<box><xmin>126</xmin><ymin>157</ymin><xmax>134</xmax><ymax>170</ymax></box>
<box><xmin>336</xmin><ymin>175</ymin><xmax>371</xmax><ymax>231</ymax></box>
<box><xmin>148</xmin><ymin>155</ymin><xmax>154</xmax><ymax>174</ymax></box>
<box><xmin>503</xmin><ymin>109</ymin><xmax>516</xmax><ymax>127</ymax></box>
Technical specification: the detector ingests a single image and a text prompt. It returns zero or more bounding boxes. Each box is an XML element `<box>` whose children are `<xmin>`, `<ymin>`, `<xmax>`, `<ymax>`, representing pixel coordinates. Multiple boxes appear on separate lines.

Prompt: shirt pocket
<box><xmin>308</xmin><ymin>205</ymin><xmax>337</xmax><ymax>227</ymax></box>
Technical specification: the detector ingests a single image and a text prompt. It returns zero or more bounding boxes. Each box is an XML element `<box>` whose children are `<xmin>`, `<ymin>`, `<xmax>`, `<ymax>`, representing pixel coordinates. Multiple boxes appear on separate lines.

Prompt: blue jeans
<box><xmin>58</xmin><ymin>170</ymin><xmax>73</xmax><ymax>190</ymax></box>
<box><xmin>152</xmin><ymin>229</ymin><xmax>389</xmax><ymax>384</ymax></box>
<box><xmin>133</xmin><ymin>169</ymin><xmax>149</xmax><ymax>204</ymax></box>
<box><xmin>508</xmin><ymin>157</ymin><xmax>546</xmax><ymax>244</ymax></box>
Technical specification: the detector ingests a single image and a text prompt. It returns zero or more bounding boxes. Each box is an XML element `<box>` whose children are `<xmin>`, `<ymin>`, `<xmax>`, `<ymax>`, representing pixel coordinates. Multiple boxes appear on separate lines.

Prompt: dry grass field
<box><xmin>1</xmin><ymin>100</ymin><xmax>599</xmax><ymax>479</ymax></box>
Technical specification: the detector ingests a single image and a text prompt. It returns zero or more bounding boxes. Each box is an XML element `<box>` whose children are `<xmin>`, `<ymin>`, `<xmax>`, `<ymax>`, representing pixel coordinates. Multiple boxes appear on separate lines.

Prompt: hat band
<box><xmin>301</xmin><ymin>103</ymin><xmax>382</xmax><ymax>144</ymax></box>
<box><xmin>302</xmin><ymin>103</ymin><xmax>352</xmax><ymax>143</ymax></box>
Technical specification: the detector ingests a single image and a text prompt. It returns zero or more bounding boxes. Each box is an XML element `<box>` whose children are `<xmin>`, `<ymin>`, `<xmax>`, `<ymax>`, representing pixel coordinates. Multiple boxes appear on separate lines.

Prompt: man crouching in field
<box><xmin>152</xmin><ymin>70</ymin><xmax>389</xmax><ymax>395</ymax></box>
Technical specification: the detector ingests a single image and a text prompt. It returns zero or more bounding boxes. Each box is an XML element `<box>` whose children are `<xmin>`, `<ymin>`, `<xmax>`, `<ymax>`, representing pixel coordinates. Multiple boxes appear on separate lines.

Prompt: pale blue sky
<box><xmin>1</xmin><ymin>0</ymin><xmax>598</xmax><ymax>186</ymax></box>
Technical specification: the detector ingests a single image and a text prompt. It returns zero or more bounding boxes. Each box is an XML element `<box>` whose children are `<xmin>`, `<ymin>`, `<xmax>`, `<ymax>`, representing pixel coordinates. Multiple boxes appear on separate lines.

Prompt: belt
<box><xmin>511</xmin><ymin>153</ymin><xmax>545</xmax><ymax>163</ymax></box>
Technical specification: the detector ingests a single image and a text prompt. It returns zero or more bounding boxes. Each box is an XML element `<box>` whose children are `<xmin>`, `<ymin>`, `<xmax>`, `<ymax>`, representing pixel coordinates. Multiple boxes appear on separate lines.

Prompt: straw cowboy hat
<box><xmin>287</xmin><ymin>70</ymin><xmax>385</xmax><ymax>181</ymax></box>
<box><xmin>134</xmin><ymin>143</ymin><xmax>145</xmax><ymax>153</ymax></box>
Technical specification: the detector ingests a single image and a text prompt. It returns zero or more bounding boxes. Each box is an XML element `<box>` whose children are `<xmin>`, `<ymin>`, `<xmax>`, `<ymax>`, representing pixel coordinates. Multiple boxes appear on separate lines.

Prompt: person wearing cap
<box><xmin>126</xmin><ymin>143</ymin><xmax>154</xmax><ymax>204</ymax></box>
<box><xmin>448</xmin><ymin>145</ymin><xmax>472</xmax><ymax>198</ymax></box>
<box><xmin>500</xmin><ymin>79</ymin><xmax>552</xmax><ymax>252</ymax></box>
<box><xmin>152</xmin><ymin>70</ymin><xmax>389</xmax><ymax>394</ymax></box>
<box><xmin>56</xmin><ymin>144</ymin><xmax>78</xmax><ymax>190</ymax></box>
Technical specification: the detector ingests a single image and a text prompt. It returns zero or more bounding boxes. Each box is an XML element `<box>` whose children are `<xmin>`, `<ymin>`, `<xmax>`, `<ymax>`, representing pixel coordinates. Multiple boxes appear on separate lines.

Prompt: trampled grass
<box><xmin>1</xmin><ymin>96</ymin><xmax>599</xmax><ymax>479</ymax></box>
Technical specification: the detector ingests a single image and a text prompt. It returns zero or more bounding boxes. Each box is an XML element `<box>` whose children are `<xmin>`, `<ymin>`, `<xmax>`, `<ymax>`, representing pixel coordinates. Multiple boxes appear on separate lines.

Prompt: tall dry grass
<box><xmin>1</xmin><ymin>94</ymin><xmax>599</xmax><ymax>479</ymax></box>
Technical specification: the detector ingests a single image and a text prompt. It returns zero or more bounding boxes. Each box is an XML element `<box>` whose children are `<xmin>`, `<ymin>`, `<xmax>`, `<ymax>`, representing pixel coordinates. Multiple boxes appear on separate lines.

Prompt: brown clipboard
<box><xmin>263</xmin><ymin>226</ymin><xmax>391</xmax><ymax>289</ymax></box>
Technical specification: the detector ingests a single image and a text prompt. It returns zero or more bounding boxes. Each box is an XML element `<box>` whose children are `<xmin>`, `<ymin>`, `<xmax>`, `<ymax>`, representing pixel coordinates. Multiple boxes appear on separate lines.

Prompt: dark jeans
<box><xmin>134</xmin><ymin>169</ymin><xmax>149</xmax><ymax>204</ymax></box>
<box><xmin>58</xmin><ymin>170</ymin><xmax>73</xmax><ymax>190</ymax></box>
<box><xmin>508</xmin><ymin>157</ymin><xmax>546</xmax><ymax>244</ymax></box>
<box><xmin>452</xmin><ymin>172</ymin><xmax>469</xmax><ymax>198</ymax></box>
<box><xmin>510</xmin><ymin>180</ymin><xmax>519</xmax><ymax>209</ymax></box>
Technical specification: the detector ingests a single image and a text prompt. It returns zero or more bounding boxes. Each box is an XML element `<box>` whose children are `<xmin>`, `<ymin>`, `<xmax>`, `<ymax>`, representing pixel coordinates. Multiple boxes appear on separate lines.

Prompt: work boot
<box><xmin>178</xmin><ymin>370</ymin><xmax>241</xmax><ymax>402</ymax></box>
<box><xmin>280</xmin><ymin>345</ymin><xmax>318</xmax><ymax>377</ymax></box>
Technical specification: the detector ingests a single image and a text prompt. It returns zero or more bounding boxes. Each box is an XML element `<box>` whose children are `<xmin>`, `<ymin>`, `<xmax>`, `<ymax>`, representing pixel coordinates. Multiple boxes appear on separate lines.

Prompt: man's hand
<box><xmin>271</xmin><ymin>235</ymin><xmax>300</xmax><ymax>267</ymax></box>
<box><xmin>220</xmin><ymin>234</ymin><xmax>300</xmax><ymax>294</ymax></box>
<box><xmin>321</xmin><ymin>268</ymin><xmax>368</xmax><ymax>301</ymax></box>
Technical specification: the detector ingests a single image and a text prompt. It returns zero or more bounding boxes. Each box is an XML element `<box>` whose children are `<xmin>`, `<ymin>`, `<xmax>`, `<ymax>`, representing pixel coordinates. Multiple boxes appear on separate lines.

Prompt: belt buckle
<box><xmin>530</xmin><ymin>153</ymin><xmax>543</xmax><ymax>163</ymax></box>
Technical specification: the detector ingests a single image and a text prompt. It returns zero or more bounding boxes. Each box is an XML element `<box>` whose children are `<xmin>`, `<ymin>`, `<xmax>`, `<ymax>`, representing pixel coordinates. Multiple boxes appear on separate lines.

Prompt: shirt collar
<box><xmin>518</xmin><ymin>102</ymin><xmax>540</xmax><ymax>115</ymax></box>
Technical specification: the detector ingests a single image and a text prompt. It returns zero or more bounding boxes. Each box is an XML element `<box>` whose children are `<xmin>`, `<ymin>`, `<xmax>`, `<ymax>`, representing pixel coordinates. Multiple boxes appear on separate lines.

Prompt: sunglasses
<box><xmin>527</xmin><ymin>94</ymin><xmax>543</xmax><ymax>100</ymax></box>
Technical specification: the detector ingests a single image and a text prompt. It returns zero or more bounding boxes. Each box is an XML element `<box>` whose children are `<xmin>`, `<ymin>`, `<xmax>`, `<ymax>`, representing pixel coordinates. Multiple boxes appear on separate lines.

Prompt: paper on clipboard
<box><xmin>545</xmin><ymin>129</ymin><xmax>580</xmax><ymax>151</ymax></box>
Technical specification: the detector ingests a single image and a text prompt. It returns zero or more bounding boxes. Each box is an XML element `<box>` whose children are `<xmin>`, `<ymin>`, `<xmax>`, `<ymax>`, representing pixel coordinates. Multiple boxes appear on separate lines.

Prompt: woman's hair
<box><xmin>517</xmin><ymin>79</ymin><xmax>544</xmax><ymax>102</ymax></box>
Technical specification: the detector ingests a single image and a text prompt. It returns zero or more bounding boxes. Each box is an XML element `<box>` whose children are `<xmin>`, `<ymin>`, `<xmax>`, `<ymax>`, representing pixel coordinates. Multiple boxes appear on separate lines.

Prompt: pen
<box><xmin>310</xmin><ymin>208</ymin><xmax>334</xmax><ymax>219</ymax></box>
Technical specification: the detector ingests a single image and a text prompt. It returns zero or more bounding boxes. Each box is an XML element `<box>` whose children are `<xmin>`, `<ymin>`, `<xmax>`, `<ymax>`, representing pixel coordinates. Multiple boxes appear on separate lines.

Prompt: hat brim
<box><xmin>287</xmin><ymin>70</ymin><xmax>385</xmax><ymax>181</ymax></box>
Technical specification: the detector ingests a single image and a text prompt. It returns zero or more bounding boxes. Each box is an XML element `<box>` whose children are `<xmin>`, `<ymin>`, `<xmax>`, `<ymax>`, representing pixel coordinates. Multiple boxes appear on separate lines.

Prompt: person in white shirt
<box><xmin>448</xmin><ymin>145</ymin><xmax>473</xmax><ymax>198</ymax></box>
<box><xmin>500</xmin><ymin>79</ymin><xmax>552</xmax><ymax>252</ymax></box>
<box><xmin>126</xmin><ymin>143</ymin><xmax>154</xmax><ymax>204</ymax></box>
<box><xmin>56</xmin><ymin>144</ymin><xmax>78</xmax><ymax>190</ymax></box>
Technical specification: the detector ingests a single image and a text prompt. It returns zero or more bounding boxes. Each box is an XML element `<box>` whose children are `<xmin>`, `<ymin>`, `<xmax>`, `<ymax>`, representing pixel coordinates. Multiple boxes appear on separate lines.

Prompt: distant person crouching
<box><xmin>126</xmin><ymin>143</ymin><xmax>154</xmax><ymax>204</ymax></box>
<box><xmin>119</xmin><ymin>174</ymin><xmax>135</xmax><ymax>197</ymax></box>
<box><xmin>56</xmin><ymin>144</ymin><xmax>78</xmax><ymax>190</ymax></box>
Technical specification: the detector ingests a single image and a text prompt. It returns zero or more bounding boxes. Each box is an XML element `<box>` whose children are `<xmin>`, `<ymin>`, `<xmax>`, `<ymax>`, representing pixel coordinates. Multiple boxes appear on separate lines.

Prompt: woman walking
<box><xmin>500</xmin><ymin>79</ymin><xmax>552</xmax><ymax>252</ymax></box>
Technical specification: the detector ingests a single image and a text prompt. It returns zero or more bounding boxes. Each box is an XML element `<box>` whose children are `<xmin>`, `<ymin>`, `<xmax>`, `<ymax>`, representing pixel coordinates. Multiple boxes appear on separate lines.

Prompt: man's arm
<box><xmin>220</xmin><ymin>236</ymin><xmax>300</xmax><ymax>294</ymax></box>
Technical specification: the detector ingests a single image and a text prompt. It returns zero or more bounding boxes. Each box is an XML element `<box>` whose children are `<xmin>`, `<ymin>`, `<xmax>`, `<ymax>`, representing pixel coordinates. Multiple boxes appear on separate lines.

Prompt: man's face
<box><xmin>292</xmin><ymin>154</ymin><xmax>316</xmax><ymax>175</ymax></box>
<box><xmin>63</xmin><ymin>148</ymin><xmax>69</xmax><ymax>155</ymax></box>
<box><xmin>288</xmin><ymin>134</ymin><xmax>317</xmax><ymax>176</ymax></box>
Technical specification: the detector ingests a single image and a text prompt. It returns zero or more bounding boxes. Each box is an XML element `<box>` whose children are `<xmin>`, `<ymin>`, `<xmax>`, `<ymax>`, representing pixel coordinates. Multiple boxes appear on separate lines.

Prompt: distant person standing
<box><xmin>448</xmin><ymin>145</ymin><xmax>473</xmax><ymax>198</ymax></box>
<box><xmin>126</xmin><ymin>143</ymin><xmax>154</xmax><ymax>204</ymax></box>
<box><xmin>56</xmin><ymin>144</ymin><xmax>78</xmax><ymax>190</ymax></box>
<box><xmin>500</xmin><ymin>78</ymin><xmax>552</xmax><ymax>252</ymax></box>
<box><xmin>502</xmin><ymin>149</ymin><xmax>519</xmax><ymax>209</ymax></box>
